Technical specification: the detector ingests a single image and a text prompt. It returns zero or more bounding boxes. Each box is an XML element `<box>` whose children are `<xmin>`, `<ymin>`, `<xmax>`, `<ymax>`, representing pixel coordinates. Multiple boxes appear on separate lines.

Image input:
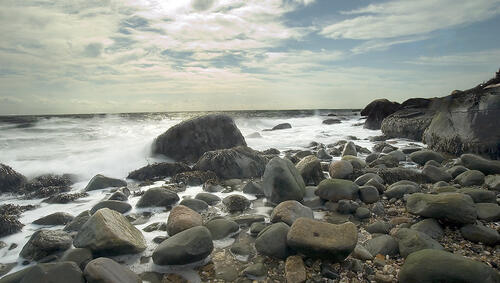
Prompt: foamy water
<box><xmin>0</xmin><ymin>110</ymin><xmax>423</xmax><ymax>279</ymax></box>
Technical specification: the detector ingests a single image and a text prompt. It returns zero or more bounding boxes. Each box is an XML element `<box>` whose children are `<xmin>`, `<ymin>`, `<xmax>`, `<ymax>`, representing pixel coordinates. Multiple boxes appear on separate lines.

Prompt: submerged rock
<box><xmin>262</xmin><ymin>157</ymin><xmax>306</xmax><ymax>204</ymax></box>
<box><xmin>84</xmin><ymin>174</ymin><xmax>127</xmax><ymax>192</ymax></box>
<box><xmin>152</xmin><ymin>114</ymin><xmax>246</xmax><ymax>163</ymax></box>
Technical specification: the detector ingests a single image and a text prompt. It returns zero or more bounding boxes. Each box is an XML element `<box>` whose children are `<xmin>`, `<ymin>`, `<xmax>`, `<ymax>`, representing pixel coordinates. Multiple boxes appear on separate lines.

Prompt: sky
<box><xmin>1</xmin><ymin>0</ymin><xmax>499</xmax><ymax>114</ymax></box>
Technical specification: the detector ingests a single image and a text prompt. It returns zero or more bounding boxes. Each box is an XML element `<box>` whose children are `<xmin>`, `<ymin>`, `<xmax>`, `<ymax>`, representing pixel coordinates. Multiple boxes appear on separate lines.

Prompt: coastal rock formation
<box><xmin>84</xmin><ymin>174</ymin><xmax>127</xmax><ymax>192</ymax></box>
<box><xmin>127</xmin><ymin>162</ymin><xmax>191</xmax><ymax>181</ymax></box>
<box><xmin>360</xmin><ymin>99</ymin><xmax>401</xmax><ymax>130</ymax></box>
<box><xmin>0</xmin><ymin>164</ymin><xmax>26</xmax><ymax>193</ymax></box>
<box><xmin>152</xmin><ymin>114</ymin><xmax>247</xmax><ymax>163</ymax></box>
<box><xmin>20</xmin><ymin>230</ymin><xmax>72</xmax><ymax>261</ymax></box>
<box><xmin>194</xmin><ymin>146</ymin><xmax>267</xmax><ymax>179</ymax></box>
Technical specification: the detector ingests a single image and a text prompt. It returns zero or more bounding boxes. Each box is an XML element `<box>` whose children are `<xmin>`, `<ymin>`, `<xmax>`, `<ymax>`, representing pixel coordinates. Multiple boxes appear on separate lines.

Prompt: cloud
<box><xmin>351</xmin><ymin>35</ymin><xmax>431</xmax><ymax>54</ymax></box>
<box><xmin>83</xmin><ymin>43</ymin><xmax>103</xmax><ymax>57</ymax></box>
<box><xmin>320</xmin><ymin>0</ymin><xmax>500</xmax><ymax>40</ymax></box>
<box><xmin>406</xmin><ymin>49</ymin><xmax>500</xmax><ymax>66</ymax></box>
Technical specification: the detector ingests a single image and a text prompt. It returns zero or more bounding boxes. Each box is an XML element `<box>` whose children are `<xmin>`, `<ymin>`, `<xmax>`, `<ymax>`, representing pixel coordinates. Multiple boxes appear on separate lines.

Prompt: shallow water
<box><xmin>0</xmin><ymin>109</ymin><xmax>423</xmax><ymax>278</ymax></box>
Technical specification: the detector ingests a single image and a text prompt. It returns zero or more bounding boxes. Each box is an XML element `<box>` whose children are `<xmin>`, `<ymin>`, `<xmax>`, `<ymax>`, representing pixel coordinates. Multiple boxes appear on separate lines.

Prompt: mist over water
<box><xmin>0</xmin><ymin>110</ymin><xmax>375</xmax><ymax>182</ymax></box>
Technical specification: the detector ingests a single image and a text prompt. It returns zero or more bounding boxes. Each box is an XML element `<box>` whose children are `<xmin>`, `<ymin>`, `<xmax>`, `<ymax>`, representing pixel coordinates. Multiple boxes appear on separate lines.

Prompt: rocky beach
<box><xmin>0</xmin><ymin>75</ymin><xmax>499</xmax><ymax>283</ymax></box>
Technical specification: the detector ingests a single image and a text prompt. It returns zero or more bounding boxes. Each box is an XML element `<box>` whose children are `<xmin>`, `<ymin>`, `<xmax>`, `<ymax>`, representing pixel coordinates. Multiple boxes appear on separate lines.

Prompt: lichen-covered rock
<box><xmin>127</xmin><ymin>162</ymin><xmax>191</xmax><ymax>181</ymax></box>
<box><xmin>20</xmin><ymin>230</ymin><xmax>72</xmax><ymax>261</ymax></box>
<box><xmin>0</xmin><ymin>163</ymin><xmax>26</xmax><ymax>193</ymax></box>
<box><xmin>296</xmin><ymin>155</ymin><xmax>324</xmax><ymax>185</ymax></box>
<box><xmin>315</xmin><ymin>179</ymin><xmax>359</xmax><ymax>202</ymax></box>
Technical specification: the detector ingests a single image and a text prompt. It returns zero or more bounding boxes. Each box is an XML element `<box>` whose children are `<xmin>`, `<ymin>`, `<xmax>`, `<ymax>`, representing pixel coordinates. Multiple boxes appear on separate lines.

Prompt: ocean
<box><xmin>0</xmin><ymin>109</ymin><xmax>422</xmax><ymax>279</ymax></box>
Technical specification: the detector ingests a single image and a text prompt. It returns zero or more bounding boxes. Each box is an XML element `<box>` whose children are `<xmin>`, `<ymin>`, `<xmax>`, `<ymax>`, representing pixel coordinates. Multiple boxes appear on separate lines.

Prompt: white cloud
<box><xmin>351</xmin><ymin>35</ymin><xmax>431</xmax><ymax>54</ymax></box>
<box><xmin>320</xmin><ymin>0</ymin><xmax>500</xmax><ymax>40</ymax></box>
<box><xmin>406</xmin><ymin>49</ymin><xmax>500</xmax><ymax>66</ymax></box>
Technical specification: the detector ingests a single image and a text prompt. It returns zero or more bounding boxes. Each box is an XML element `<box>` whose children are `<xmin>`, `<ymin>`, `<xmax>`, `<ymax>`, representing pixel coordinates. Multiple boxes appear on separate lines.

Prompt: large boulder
<box><xmin>460</xmin><ymin>154</ymin><xmax>500</xmax><ymax>175</ymax></box>
<box><xmin>152</xmin><ymin>226</ymin><xmax>213</xmax><ymax>265</ymax></box>
<box><xmin>84</xmin><ymin>257</ymin><xmax>140</xmax><ymax>283</ymax></box>
<box><xmin>136</xmin><ymin>187</ymin><xmax>179</xmax><ymax>208</ymax></box>
<box><xmin>166</xmin><ymin>205</ymin><xmax>202</xmax><ymax>236</ymax></box>
<box><xmin>454</xmin><ymin>170</ymin><xmax>485</xmax><ymax>186</ymax></box>
<box><xmin>127</xmin><ymin>162</ymin><xmax>191</xmax><ymax>181</ymax></box>
<box><xmin>361</xmin><ymin>99</ymin><xmax>401</xmax><ymax>130</ymax></box>
<box><xmin>287</xmin><ymin>218</ymin><xmax>357</xmax><ymax>262</ymax></box>
<box><xmin>406</xmin><ymin>193</ymin><xmax>477</xmax><ymax>224</ymax></box>
<box><xmin>296</xmin><ymin>155</ymin><xmax>324</xmax><ymax>185</ymax></box>
<box><xmin>399</xmin><ymin>249</ymin><xmax>500</xmax><ymax>283</ymax></box>
<box><xmin>262</xmin><ymin>157</ymin><xmax>306</xmax><ymax>204</ymax></box>
<box><xmin>73</xmin><ymin>208</ymin><xmax>147</xmax><ymax>256</ymax></box>
<box><xmin>20</xmin><ymin>230</ymin><xmax>72</xmax><ymax>261</ymax></box>
<box><xmin>0</xmin><ymin>164</ymin><xmax>26</xmax><ymax>193</ymax></box>
<box><xmin>270</xmin><ymin>200</ymin><xmax>313</xmax><ymax>226</ymax></box>
<box><xmin>315</xmin><ymin>179</ymin><xmax>359</xmax><ymax>202</ymax></box>
<box><xmin>422</xmin><ymin>85</ymin><xmax>500</xmax><ymax>159</ymax></box>
<box><xmin>194</xmin><ymin>146</ymin><xmax>267</xmax><ymax>179</ymax></box>
<box><xmin>152</xmin><ymin>114</ymin><xmax>247</xmax><ymax>163</ymax></box>
<box><xmin>84</xmin><ymin>174</ymin><xmax>127</xmax><ymax>192</ymax></box>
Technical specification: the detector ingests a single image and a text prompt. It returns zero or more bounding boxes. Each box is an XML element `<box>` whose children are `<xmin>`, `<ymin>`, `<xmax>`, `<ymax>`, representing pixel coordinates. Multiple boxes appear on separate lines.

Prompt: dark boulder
<box><xmin>84</xmin><ymin>175</ymin><xmax>127</xmax><ymax>192</ymax></box>
<box><xmin>361</xmin><ymin>99</ymin><xmax>401</xmax><ymax>130</ymax></box>
<box><xmin>269</xmin><ymin>123</ymin><xmax>292</xmax><ymax>131</ymax></box>
<box><xmin>262</xmin><ymin>157</ymin><xmax>306</xmax><ymax>204</ymax></box>
<box><xmin>0</xmin><ymin>164</ymin><xmax>26</xmax><ymax>193</ymax></box>
<box><xmin>84</xmin><ymin>257</ymin><xmax>141</xmax><ymax>283</ymax></box>
<box><xmin>127</xmin><ymin>162</ymin><xmax>191</xmax><ymax>181</ymax></box>
<box><xmin>460</xmin><ymin>154</ymin><xmax>500</xmax><ymax>174</ymax></box>
<box><xmin>136</xmin><ymin>187</ymin><xmax>179</xmax><ymax>208</ymax></box>
<box><xmin>33</xmin><ymin>212</ymin><xmax>74</xmax><ymax>226</ymax></box>
<box><xmin>12</xmin><ymin>262</ymin><xmax>84</xmax><ymax>283</ymax></box>
<box><xmin>20</xmin><ymin>230</ymin><xmax>72</xmax><ymax>261</ymax></box>
<box><xmin>152</xmin><ymin>114</ymin><xmax>246</xmax><ymax>163</ymax></box>
<box><xmin>194</xmin><ymin>146</ymin><xmax>267</xmax><ymax>179</ymax></box>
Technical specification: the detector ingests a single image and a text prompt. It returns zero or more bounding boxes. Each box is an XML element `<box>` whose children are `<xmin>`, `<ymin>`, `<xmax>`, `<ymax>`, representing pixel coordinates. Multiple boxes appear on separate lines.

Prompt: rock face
<box><xmin>460</xmin><ymin>154</ymin><xmax>500</xmax><ymax>174</ymax></box>
<box><xmin>287</xmin><ymin>218</ymin><xmax>357</xmax><ymax>262</ymax></box>
<box><xmin>84</xmin><ymin>174</ymin><xmax>127</xmax><ymax>192</ymax></box>
<box><xmin>136</xmin><ymin>187</ymin><xmax>179</xmax><ymax>208</ymax></box>
<box><xmin>406</xmin><ymin>193</ymin><xmax>477</xmax><ymax>224</ymax></box>
<box><xmin>20</xmin><ymin>230</ymin><xmax>72</xmax><ymax>261</ymax></box>
<box><xmin>127</xmin><ymin>162</ymin><xmax>191</xmax><ymax>181</ymax></box>
<box><xmin>194</xmin><ymin>146</ymin><xmax>267</xmax><ymax>179</ymax></box>
<box><xmin>361</xmin><ymin>99</ymin><xmax>401</xmax><ymax>130</ymax></box>
<box><xmin>152</xmin><ymin>114</ymin><xmax>247</xmax><ymax>163</ymax></box>
<box><xmin>74</xmin><ymin>208</ymin><xmax>147</xmax><ymax>256</ymax></box>
<box><xmin>296</xmin><ymin>155</ymin><xmax>324</xmax><ymax>185</ymax></box>
<box><xmin>262</xmin><ymin>157</ymin><xmax>306</xmax><ymax>204</ymax></box>
<box><xmin>152</xmin><ymin>226</ymin><xmax>213</xmax><ymax>265</ymax></box>
<box><xmin>315</xmin><ymin>179</ymin><xmax>359</xmax><ymax>202</ymax></box>
<box><xmin>270</xmin><ymin>200</ymin><xmax>313</xmax><ymax>225</ymax></box>
<box><xmin>399</xmin><ymin>249</ymin><xmax>500</xmax><ymax>283</ymax></box>
<box><xmin>84</xmin><ymin>257</ymin><xmax>140</xmax><ymax>283</ymax></box>
<box><xmin>0</xmin><ymin>164</ymin><xmax>26</xmax><ymax>193</ymax></box>
<box><xmin>166</xmin><ymin>205</ymin><xmax>202</xmax><ymax>236</ymax></box>
<box><xmin>422</xmin><ymin>85</ymin><xmax>500</xmax><ymax>159</ymax></box>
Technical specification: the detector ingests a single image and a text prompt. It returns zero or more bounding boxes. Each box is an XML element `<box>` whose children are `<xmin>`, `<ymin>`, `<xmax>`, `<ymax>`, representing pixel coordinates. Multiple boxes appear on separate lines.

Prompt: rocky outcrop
<box><xmin>84</xmin><ymin>174</ymin><xmax>127</xmax><ymax>192</ymax></box>
<box><xmin>0</xmin><ymin>164</ymin><xmax>26</xmax><ymax>193</ymax></box>
<box><xmin>361</xmin><ymin>99</ymin><xmax>401</xmax><ymax>130</ymax></box>
<box><xmin>152</xmin><ymin>114</ymin><xmax>247</xmax><ymax>163</ymax></box>
<box><xmin>127</xmin><ymin>162</ymin><xmax>191</xmax><ymax>181</ymax></box>
<box><xmin>194</xmin><ymin>146</ymin><xmax>267</xmax><ymax>179</ymax></box>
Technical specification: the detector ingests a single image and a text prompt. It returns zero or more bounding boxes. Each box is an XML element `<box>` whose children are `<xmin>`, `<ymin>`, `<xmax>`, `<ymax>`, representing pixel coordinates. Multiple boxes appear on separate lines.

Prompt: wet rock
<box><xmin>460</xmin><ymin>153</ymin><xmax>500</xmax><ymax>175</ymax></box>
<box><xmin>399</xmin><ymin>249</ymin><xmax>500</xmax><ymax>283</ymax></box>
<box><xmin>44</xmin><ymin>192</ymin><xmax>89</xmax><ymax>204</ymax></box>
<box><xmin>285</xmin><ymin>255</ymin><xmax>306</xmax><ymax>283</ymax></box>
<box><xmin>269</xmin><ymin>123</ymin><xmax>292</xmax><ymax>131</ymax></box>
<box><xmin>255</xmin><ymin>222</ymin><xmax>291</xmax><ymax>259</ymax></box>
<box><xmin>364</xmin><ymin>234</ymin><xmax>398</xmax><ymax>256</ymax></box>
<box><xmin>384</xmin><ymin>184</ymin><xmax>419</xmax><ymax>199</ymax></box>
<box><xmin>152</xmin><ymin>114</ymin><xmax>246</xmax><ymax>163</ymax></box>
<box><xmin>249</xmin><ymin>222</ymin><xmax>267</xmax><ymax>236</ymax></box>
<box><xmin>317</xmin><ymin>148</ymin><xmax>332</xmax><ymax>160</ymax></box>
<box><xmin>376</xmin><ymin>167</ymin><xmax>429</xmax><ymax>184</ymax></box>
<box><xmin>410</xmin><ymin>219</ymin><xmax>443</xmax><ymax>240</ymax></box>
<box><xmin>90</xmin><ymin>200</ymin><xmax>132</xmax><ymax>214</ymax></box>
<box><xmin>242</xmin><ymin>263</ymin><xmax>267</xmax><ymax>278</ymax></box>
<box><xmin>194</xmin><ymin>146</ymin><xmax>267</xmax><ymax>179</ymax></box>
<box><xmin>179</xmin><ymin>198</ymin><xmax>208</xmax><ymax>213</ymax></box>
<box><xmin>359</xmin><ymin>186</ymin><xmax>380</xmax><ymax>204</ymax></box>
<box><xmin>454</xmin><ymin>170</ymin><xmax>485</xmax><ymax>186</ymax></box>
<box><xmin>63</xmin><ymin>211</ymin><xmax>90</xmax><ymax>232</ymax></box>
<box><xmin>352</xmin><ymin>244</ymin><xmax>374</xmax><ymax>260</ymax></box>
<box><xmin>287</xmin><ymin>218</ymin><xmax>357</xmax><ymax>262</ymax></box>
<box><xmin>394</xmin><ymin>228</ymin><xmax>443</xmax><ymax>258</ymax></box>
<box><xmin>296</xmin><ymin>155</ymin><xmax>324</xmax><ymax>185</ymax></box>
<box><xmin>136</xmin><ymin>187</ymin><xmax>179</xmax><ymax>208</ymax></box>
<box><xmin>84</xmin><ymin>257</ymin><xmax>140</xmax><ymax>283</ymax></box>
<box><xmin>406</xmin><ymin>193</ymin><xmax>477</xmax><ymax>224</ymax></box>
<box><xmin>172</xmin><ymin>170</ymin><xmax>217</xmax><ymax>186</ymax></box>
<box><xmin>22</xmin><ymin>174</ymin><xmax>74</xmax><ymax>194</ymax></box>
<box><xmin>205</xmin><ymin>218</ymin><xmax>239</xmax><ymax>240</ymax></box>
<box><xmin>33</xmin><ymin>212</ymin><xmax>74</xmax><ymax>226</ymax></box>
<box><xmin>241</xmin><ymin>181</ymin><xmax>263</xmax><ymax>196</ymax></box>
<box><xmin>485</xmin><ymin>174</ymin><xmax>500</xmax><ymax>191</ymax></box>
<box><xmin>153</xmin><ymin>226</ymin><xmax>213</xmax><ymax>265</ymax></box>
<box><xmin>361</xmin><ymin>99</ymin><xmax>401</xmax><ymax>130</ymax></box>
<box><xmin>446</xmin><ymin>165</ymin><xmax>469</xmax><ymax>178</ymax></box>
<box><xmin>195</xmin><ymin>193</ymin><xmax>220</xmax><ymax>205</ymax></box>
<box><xmin>342</xmin><ymin>141</ymin><xmax>357</xmax><ymax>157</ymax></box>
<box><xmin>409</xmin><ymin>150</ymin><xmax>445</xmax><ymax>166</ymax></box>
<box><xmin>355</xmin><ymin>207</ymin><xmax>370</xmax><ymax>219</ymax></box>
<box><xmin>387</xmin><ymin>150</ymin><xmax>406</xmax><ymax>162</ymax></box>
<box><xmin>422</xmin><ymin>165</ymin><xmax>452</xmax><ymax>183</ymax></box>
<box><xmin>20</xmin><ymin>230</ymin><xmax>72</xmax><ymax>261</ymax></box>
<box><xmin>201</xmin><ymin>181</ymin><xmax>223</xmax><ymax>192</ymax></box>
<box><xmin>167</xmin><ymin>205</ymin><xmax>202</xmax><ymax>236</ymax></box>
<box><xmin>262</xmin><ymin>157</ymin><xmax>306</xmax><ymax>204</ymax></box>
<box><xmin>270</xmin><ymin>200</ymin><xmax>313</xmax><ymax>225</ymax></box>
<box><xmin>316</xmin><ymin>179</ymin><xmax>359</xmax><ymax>202</ymax></box>
<box><xmin>330</xmin><ymin>160</ymin><xmax>355</xmax><ymax>180</ymax></box>
<box><xmin>476</xmin><ymin>203</ymin><xmax>500</xmax><ymax>221</ymax></box>
<box><xmin>0</xmin><ymin>164</ymin><xmax>26</xmax><ymax>193</ymax></box>
<box><xmin>108</xmin><ymin>191</ymin><xmax>127</xmax><ymax>201</ymax></box>
<box><xmin>460</xmin><ymin>224</ymin><xmax>500</xmax><ymax>246</ymax></box>
<box><xmin>143</xmin><ymin>222</ymin><xmax>167</xmax><ymax>232</ymax></box>
<box><xmin>14</xmin><ymin>262</ymin><xmax>84</xmax><ymax>283</ymax></box>
<box><xmin>355</xmin><ymin>173</ymin><xmax>384</xmax><ymax>186</ymax></box>
<box><xmin>322</xmin><ymin>118</ymin><xmax>341</xmax><ymax>125</ymax></box>
<box><xmin>74</xmin><ymin>208</ymin><xmax>147</xmax><ymax>256</ymax></box>
<box><xmin>231</xmin><ymin>214</ymin><xmax>266</xmax><ymax>226</ymax></box>
<box><xmin>127</xmin><ymin>162</ymin><xmax>191</xmax><ymax>181</ymax></box>
<box><xmin>457</xmin><ymin>187</ymin><xmax>496</xmax><ymax>203</ymax></box>
<box><xmin>366</xmin><ymin>221</ymin><xmax>393</xmax><ymax>234</ymax></box>
<box><xmin>369</xmin><ymin>155</ymin><xmax>399</xmax><ymax>168</ymax></box>
<box><xmin>60</xmin><ymin>248</ymin><xmax>93</xmax><ymax>271</ymax></box>
<box><xmin>84</xmin><ymin>174</ymin><xmax>126</xmax><ymax>192</ymax></box>
<box><xmin>223</xmin><ymin>194</ymin><xmax>251</xmax><ymax>213</ymax></box>
<box><xmin>0</xmin><ymin>213</ymin><xmax>23</xmax><ymax>237</ymax></box>
<box><xmin>337</xmin><ymin>200</ymin><xmax>359</xmax><ymax>214</ymax></box>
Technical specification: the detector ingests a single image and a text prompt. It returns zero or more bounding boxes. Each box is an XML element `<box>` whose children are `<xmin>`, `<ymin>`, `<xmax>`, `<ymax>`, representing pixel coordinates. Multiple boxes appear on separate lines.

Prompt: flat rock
<box><xmin>476</xmin><ymin>203</ymin><xmax>500</xmax><ymax>222</ymax></box>
<box><xmin>136</xmin><ymin>187</ymin><xmax>179</xmax><ymax>208</ymax></box>
<box><xmin>410</xmin><ymin>219</ymin><xmax>443</xmax><ymax>240</ymax></box>
<box><xmin>457</xmin><ymin>187</ymin><xmax>496</xmax><ymax>203</ymax></box>
<box><xmin>270</xmin><ymin>200</ymin><xmax>313</xmax><ymax>226</ymax></box>
<box><xmin>454</xmin><ymin>170</ymin><xmax>485</xmax><ymax>186</ymax></box>
<box><xmin>194</xmin><ymin>193</ymin><xmax>220</xmax><ymax>205</ymax></box>
<box><xmin>179</xmin><ymin>198</ymin><xmax>208</xmax><ymax>213</ymax></box>
<box><xmin>406</xmin><ymin>193</ymin><xmax>477</xmax><ymax>224</ymax></box>
<box><xmin>287</xmin><ymin>218</ymin><xmax>357</xmax><ymax>262</ymax></box>
<box><xmin>460</xmin><ymin>224</ymin><xmax>500</xmax><ymax>246</ymax></box>
<box><xmin>409</xmin><ymin>150</ymin><xmax>445</xmax><ymax>166</ymax></box>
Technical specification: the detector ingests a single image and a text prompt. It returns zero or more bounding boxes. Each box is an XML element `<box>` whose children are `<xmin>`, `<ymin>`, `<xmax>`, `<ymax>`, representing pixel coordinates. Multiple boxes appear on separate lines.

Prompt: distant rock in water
<box><xmin>360</xmin><ymin>99</ymin><xmax>401</xmax><ymax>130</ymax></box>
<box><xmin>322</xmin><ymin>118</ymin><xmax>341</xmax><ymax>125</ymax></box>
<box><xmin>264</xmin><ymin>123</ymin><xmax>292</xmax><ymax>131</ymax></box>
<box><xmin>84</xmin><ymin>174</ymin><xmax>127</xmax><ymax>192</ymax></box>
<box><xmin>127</xmin><ymin>162</ymin><xmax>191</xmax><ymax>181</ymax></box>
<box><xmin>0</xmin><ymin>164</ymin><xmax>26</xmax><ymax>193</ymax></box>
<box><xmin>152</xmin><ymin>114</ymin><xmax>247</xmax><ymax>163</ymax></box>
